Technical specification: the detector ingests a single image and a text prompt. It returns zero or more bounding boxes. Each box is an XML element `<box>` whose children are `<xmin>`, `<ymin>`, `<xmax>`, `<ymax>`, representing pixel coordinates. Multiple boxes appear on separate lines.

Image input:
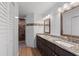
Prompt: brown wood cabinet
<box><xmin>36</xmin><ymin>35</ymin><xmax>76</xmax><ymax>56</ymax></box>
<box><xmin>55</xmin><ymin>45</ymin><xmax>75</xmax><ymax>56</ymax></box>
<box><xmin>36</xmin><ymin>35</ymin><xmax>55</xmax><ymax>56</ymax></box>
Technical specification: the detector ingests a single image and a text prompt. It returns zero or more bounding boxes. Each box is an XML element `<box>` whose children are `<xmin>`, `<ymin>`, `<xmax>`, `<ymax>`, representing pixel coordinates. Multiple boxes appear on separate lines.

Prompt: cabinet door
<box><xmin>36</xmin><ymin>36</ymin><xmax>55</xmax><ymax>56</ymax></box>
<box><xmin>36</xmin><ymin>36</ymin><xmax>40</xmax><ymax>50</ymax></box>
<box><xmin>44</xmin><ymin>39</ymin><xmax>55</xmax><ymax>51</ymax></box>
<box><xmin>55</xmin><ymin>45</ymin><xmax>75</xmax><ymax>56</ymax></box>
<box><xmin>44</xmin><ymin>46</ymin><xmax>55</xmax><ymax>56</ymax></box>
<box><xmin>36</xmin><ymin>36</ymin><xmax>45</xmax><ymax>55</ymax></box>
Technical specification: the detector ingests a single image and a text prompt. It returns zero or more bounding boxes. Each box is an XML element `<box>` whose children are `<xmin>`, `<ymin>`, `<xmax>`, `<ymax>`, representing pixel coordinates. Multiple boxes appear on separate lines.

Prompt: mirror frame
<box><xmin>44</xmin><ymin>18</ymin><xmax>51</xmax><ymax>34</ymax></box>
<box><xmin>61</xmin><ymin>5</ymin><xmax>79</xmax><ymax>38</ymax></box>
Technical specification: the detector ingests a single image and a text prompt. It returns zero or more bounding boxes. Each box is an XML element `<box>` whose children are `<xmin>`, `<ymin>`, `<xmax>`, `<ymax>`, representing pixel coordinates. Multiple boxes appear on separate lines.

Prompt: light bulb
<box><xmin>63</xmin><ymin>3</ymin><xmax>69</xmax><ymax>9</ymax></box>
<box><xmin>58</xmin><ymin>7</ymin><xmax>64</xmax><ymax>13</ymax></box>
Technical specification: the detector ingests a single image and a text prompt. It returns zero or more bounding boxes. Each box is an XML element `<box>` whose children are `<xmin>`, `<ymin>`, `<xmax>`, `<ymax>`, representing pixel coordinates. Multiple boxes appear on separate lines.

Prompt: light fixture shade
<box><xmin>43</xmin><ymin>15</ymin><xmax>51</xmax><ymax>20</ymax></box>
<box><xmin>66</xmin><ymin>4</ymin><xmax>71</xmax><ymax>10</ymax></box>
<box><xmin>58</xmin><ymin>7</ymin><xmax>62</xmax><ymax>12</ymax></box>
<box><xmin>70</xmin><ymin>2</ymin><xmax>79</xmax><ymax>7</ymax></box>
<box><xmin>58</xmin><ymin>7</ymin><xmax>64</xmax><ymax>13</ymax></box>
<box><xmin>58</xmin><ymin>3</ymin><xmax>69</xmax><ymax>13</ymax></box>
<box><xmin>63</xmin><ymin>3</ymin><xmax>69</xmax><ymax>9</ymax></box>
<box><xmin>63</xmin><ymin>3</ymin><xmax>71</xmax><ymax>11</ymax></box>
<box><xmin>58</xmin><ymin>2</ymin><xmax>79</xmax><ymax>13</ymax></box>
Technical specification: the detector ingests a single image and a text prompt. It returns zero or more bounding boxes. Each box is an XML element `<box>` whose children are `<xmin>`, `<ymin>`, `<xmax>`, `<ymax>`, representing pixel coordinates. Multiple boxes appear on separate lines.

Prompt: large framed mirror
<box><xmin>61</xmin><ymin>6</ymin><xmax>79</xmax><ymax>38</ymax></box>
<box><xmin>44</xmin><ymin>18</ymin><xmax>50</xmax><ymax>34</ymax></box>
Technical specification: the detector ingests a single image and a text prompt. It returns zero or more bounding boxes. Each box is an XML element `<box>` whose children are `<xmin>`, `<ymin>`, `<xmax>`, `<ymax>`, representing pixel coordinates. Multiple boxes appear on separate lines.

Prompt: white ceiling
<box><xmin>18</xmin><ymin>2</ymin><xmax>56</xmax><ymax>17</ymax></box>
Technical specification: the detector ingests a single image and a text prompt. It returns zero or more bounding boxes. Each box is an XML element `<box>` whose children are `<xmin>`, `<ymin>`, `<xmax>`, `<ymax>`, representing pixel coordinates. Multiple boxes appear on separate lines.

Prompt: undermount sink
<box><xmin>56</xmin><ymin>41</ymin><xmax>74</xmax><ymax>47</ymax></box>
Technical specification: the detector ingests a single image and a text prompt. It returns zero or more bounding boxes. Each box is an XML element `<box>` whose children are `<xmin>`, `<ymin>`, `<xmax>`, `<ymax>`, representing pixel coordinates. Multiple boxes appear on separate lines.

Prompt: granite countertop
<box><xmin>37</xmin><ymin>34</ymin><xmax>79</xmax><ymax>56</ymax></box>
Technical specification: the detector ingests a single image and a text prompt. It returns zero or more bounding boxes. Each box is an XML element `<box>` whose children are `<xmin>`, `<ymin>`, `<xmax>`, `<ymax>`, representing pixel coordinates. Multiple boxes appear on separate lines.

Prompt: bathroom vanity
<box><xmin>36</xmin><ymin>34</ymin><xmax>79</xmax><ymax>56</ymax></box>
<box><xmin>36</xmin><ymin>5</ymin><xmax>79</xmax><ymax>56</ymax></box>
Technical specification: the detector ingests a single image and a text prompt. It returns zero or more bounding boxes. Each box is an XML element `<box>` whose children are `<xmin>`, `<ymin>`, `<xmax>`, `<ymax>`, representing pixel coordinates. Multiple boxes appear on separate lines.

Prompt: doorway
<box><xmin>19</xmin><ymin>18</ymin><xmax>26</xmax><ymax>49</ymax></box>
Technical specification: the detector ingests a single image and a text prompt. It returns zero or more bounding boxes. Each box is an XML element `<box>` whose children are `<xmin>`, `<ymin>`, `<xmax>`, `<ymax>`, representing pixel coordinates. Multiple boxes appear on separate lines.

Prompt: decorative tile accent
<box><xmin>26</xmin><ymin>23</ymin><xmax>44</xmax><ymax>26</ymax></box>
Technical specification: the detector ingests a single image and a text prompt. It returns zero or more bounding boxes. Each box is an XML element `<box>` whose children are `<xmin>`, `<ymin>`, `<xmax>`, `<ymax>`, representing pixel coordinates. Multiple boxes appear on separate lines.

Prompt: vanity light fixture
<box><xmin>43</xmin><ymin>15</ymin><xmax>51</xmax><ymax>20</ymax></box>
<box><xmin>70</xmin><ymin>2</ymin><xmax>79</xmax><ymax>7</ymax></box>
<box><xmin>58</xmin><ymin>2</ymin><xmax>79</xmax><ymax>13</ymax></box>
<box><xmin>63</xmin><ymin>3</ymin><xmax>69</xmax><ymax>10</ymax></box>
<box><xmin>65</xmin><ymin>4</ymin><xmax>71</xmax><ymax>10</ymax></box>
<box><xmin>58</xmin><ymin>7</ymin><xmax>62</xmax><ymax>12</ymax></box>
<box><xmin>63</xmin><ymin>3</ymin><xmax>72</xmax><ymax>12</ymax></box>
<box><xmin>58</xmin><ymin>7</ymin><xmax>64</xmax><ymax>13</ymax></box>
